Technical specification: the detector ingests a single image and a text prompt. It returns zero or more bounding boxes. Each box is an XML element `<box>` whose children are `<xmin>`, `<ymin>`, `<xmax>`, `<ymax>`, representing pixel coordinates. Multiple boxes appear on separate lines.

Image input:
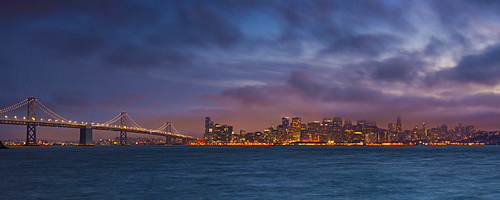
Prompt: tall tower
<box><xmin>290</xmin><ymin>117</ymin><xmax>301</xmax><ymax>142</ymax></box>
<box><xmin>396</xmin><ymin>116</ymin><xmax>402</xmax><ymax>133</ymax></box>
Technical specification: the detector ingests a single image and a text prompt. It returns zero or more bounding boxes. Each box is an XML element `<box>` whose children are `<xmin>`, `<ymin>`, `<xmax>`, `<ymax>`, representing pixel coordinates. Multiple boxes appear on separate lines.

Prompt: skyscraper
<box><xmin>396</xmin><ymin>116</ymin><xmax>402</xmax><ymax>133</ymax></box>
<box><xmin>290</xmin><ymin>117</ymin><xmax>302</xmax><ymax>142</ymax></box>
<box><xmin>282</xmin><ymin>117</ymin><xmax>290</xmax><ymax>126</ymax></box>
<box><xmin>204</xmin><ymin>117</ymin><xmax>214</xmax><ymax>141</ymax></box>
<box><xmin>422</xmin><ymin>123</ymin><xmax>428</xmax><ymax>141</ymax></box>
<box><xmin>204</xmin><ymin>117</ymin><xmax>234</xmax><ymax>143</ymax></box>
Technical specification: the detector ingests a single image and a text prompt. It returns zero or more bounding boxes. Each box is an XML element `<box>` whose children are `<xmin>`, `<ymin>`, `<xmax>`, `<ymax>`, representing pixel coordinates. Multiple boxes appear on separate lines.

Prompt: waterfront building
<box><xmin>203</xmin><ymin>117</ymin><xmax>234</xmax><ymax>143</ymax></box>
<box><xmin>204</xmin><ymin>117</ymin><xmax>215</xmax><ymax>141</ymax></box>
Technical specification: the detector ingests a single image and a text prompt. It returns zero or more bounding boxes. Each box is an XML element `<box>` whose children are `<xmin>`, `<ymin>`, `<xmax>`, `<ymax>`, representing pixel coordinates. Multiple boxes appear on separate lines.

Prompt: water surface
<box><xmin>1</xmin><ymin>145</ymin><xmax>499</xmax><ymax>199</ymax></box>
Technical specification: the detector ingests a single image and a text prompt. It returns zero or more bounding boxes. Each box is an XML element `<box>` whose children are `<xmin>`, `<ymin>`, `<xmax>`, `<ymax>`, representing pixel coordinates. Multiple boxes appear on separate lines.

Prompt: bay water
<box><xmin>1</xmin><ymin>145</ymin><xmax>500</xmax><ymax>199</ymax></box>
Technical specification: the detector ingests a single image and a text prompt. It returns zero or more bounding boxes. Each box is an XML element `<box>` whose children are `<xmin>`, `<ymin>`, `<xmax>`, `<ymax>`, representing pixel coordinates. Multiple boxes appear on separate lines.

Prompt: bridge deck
<box><xmin>0</xmin><ymin>119</ymin><xmax>195</xmax><ymax>139</ymax></box>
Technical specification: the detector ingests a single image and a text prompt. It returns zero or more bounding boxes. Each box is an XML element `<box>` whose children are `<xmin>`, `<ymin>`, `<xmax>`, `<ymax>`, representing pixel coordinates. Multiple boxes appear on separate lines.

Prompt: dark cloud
<box><xmin>287</xmin><ymin>71</ymin><xmax>387</xmax><ymax>104</ymax></box>
<box><xmin>218</xmin><ymin>70</ymin><xmax>500</xmax><ymax>116</ymax></box>
<box><xmin>323</xmin><ymin>86</ymin><xmax>385</xmax><ymax>103</ymax></box>
<box><xmin>2</xmin><ymin>0</ymin><xmax>500</xmax><ymax>139</ymax></box>
<box><xmin>336</xmin><ymin>0</ymin><xmax>413</xmax><ymax>32</ymax></box>
<box><xmin>51</xmin><ymin>91</ymin><xmax>92</xmax><ymax>108</ymax></box>
<box><xmin>0</xmin><ymin>0</ymin><xmax>76</xmax><ymax>17</ymax></box>
<box><xmin>459</xmin><ymin>92</ymin><xmax>500</xmax><ymax>108</ymax></box>
<box><xmin>430</xmin><ymin>0</ymin><xmax>500</xmax><ymax>27</ymax></box>
<box><xmin>424</xmin><ymin>37</ymin><xmax>446</xmax><ymax>56</ymax></box>
<box><xmin>99</xmin><ymin>92</ymin><xmax>147</xmax><ymax>108</ymax></box>
<box><xmin>221</xmin><ymin>86</ymin><xmax>273</xmax><ymax>106</ymax></box>
<box><xmin>0</xmin><ymin>0</ymin><xmax>161</xmax><ymax>25</ymax></box>
<box><xmin>32</xmin><ymin>30</ymin><xmax>105</xmax><ymax>58</ymax></box>
<box><xmin>173</xmin><ymin>1</ymin><xmax>243</xmax><ymax>49</ymax></box>
<box><xmin>363</xmin><ymin>57</ymin><xmax>424</xmax><ymax>83</ymax></box>
<box><xmin>432</xmin><ymin>45</ymin><xmax>500</xmax><ymax>85</ymax></box>
<box><xmin>287</xmin><ymin>71</ymin><xmax>327</xmax><ymax>98</ymax></box>
<box><xmin>320</xmin><ymin>34</ymin><xmax>401</xmax><ymax>57</ymax></box>
<box><xmin>103</xmin><ymin>44</ymin><xmax>193</xmax><ymax>70</ymax></box>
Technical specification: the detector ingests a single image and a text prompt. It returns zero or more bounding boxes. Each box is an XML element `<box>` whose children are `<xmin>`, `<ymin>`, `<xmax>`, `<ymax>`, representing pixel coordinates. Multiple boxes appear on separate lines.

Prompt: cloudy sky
<box><xmin>1</xmin><ymin>0</ymin><xmax>500</xmax><ymax>140</ymax></box>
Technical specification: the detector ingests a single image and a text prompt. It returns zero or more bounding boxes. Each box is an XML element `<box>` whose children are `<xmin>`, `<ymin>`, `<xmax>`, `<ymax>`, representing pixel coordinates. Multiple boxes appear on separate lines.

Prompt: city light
<box><xmin>201</xmin><ymin>116</ymin><xmax>490</xmax><ymax>145</ymax></box>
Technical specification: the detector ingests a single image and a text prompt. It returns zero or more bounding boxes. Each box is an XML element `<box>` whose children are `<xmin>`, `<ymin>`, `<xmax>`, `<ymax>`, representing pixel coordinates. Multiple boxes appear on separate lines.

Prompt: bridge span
<box><xmin>0</xmin><ymin>97</ymin><xmax>197</xmax><ymax>146</ymax></box>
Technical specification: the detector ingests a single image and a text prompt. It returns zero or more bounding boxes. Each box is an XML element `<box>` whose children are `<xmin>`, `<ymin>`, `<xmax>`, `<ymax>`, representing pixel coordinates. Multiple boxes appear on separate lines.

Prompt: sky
<box><xmin>1</xmin><ymin>0</ymin><xmax>500</xmax><ymax>140</ymax></box>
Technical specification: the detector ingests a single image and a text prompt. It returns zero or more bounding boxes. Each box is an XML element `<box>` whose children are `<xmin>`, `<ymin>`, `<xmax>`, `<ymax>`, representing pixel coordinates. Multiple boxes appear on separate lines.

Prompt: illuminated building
<box><xmin>263</xmin><ymin>128</ymin><xmax>277</xmax><ymax>143</ymax></box>
<box><xmin>282</xmin><ymin>117</ymin><xmax>290</xmax><ymax>126</ymax></box>
<box><xmin>355</xmin><ymin>119</ymin><xmax>367</xmax><ymax>134</ymax></box>
<box><xmin>387</xmin><ymin>123</ymin><xmax>396</xmax><ymax>142</ymax></box>
<box><xmin>396</xmin><ymin>116</ymin><xmax>402</xmax><ymax>133</ymax></box>
<box><xmin>276</xmin><ymin>116</ymin><xmax>291</xmax><ymax>143</ymax></box>
<box><xmin>239</xmin><ymin>130</ymin><xmax>247</xmax><ymax>143</ymax></box>
<box><xmin>364</xmin><ymin>121</ymin><xmax>379</xmax><ymax>143</ymax></box>
<box><xmin>465</xmin><ymin>125</ymin><xmax>476</xmax><ymax>136</ymax></box>
<box><xmin>422</xmin><ymin>123</ymin><xmax>428</xmax><ymax>141</ymax></box>
<box><xmin>412</xmin><ymin>124</ymin><xmax>420</xmax><ymax>141</ymax></box>
<box><xmin>306</xmin><ymin>121</ymin><xmax>321</xmax><ymax>142</ymax></box>
<box><xmin>333</xmin><ymin>117</ymin><xmax>342</xmax><ymax>129</ymax></box>
<box><xmin>203</xmin><ymin>115</ymin><xmax>483</xmax><ymax>145</ymax></box>
<box><xmin>322</xmin><ymin>118</ymin><xmax>334</xmax><ymax>142</ymax></box>
<box><xmin>342</xmin><ymin>119</ymin><xmax>354</xmax><ymax>143</ymax></box>
<box><xmin>204</xmin><ymin>117</ymin><xmax>215</xmax><ymax>141</ymax></box>
<box><xmin>290</xmin><ymin>117</ymin><xmax>302</xmax><ymax>142</ymax></box>
<box><xmin>203</xmin><ymin>117</ymin><xmax>233</xmax><ymax>143</ymax></box>
<box><xmin>331</xmin><ymin>117</ymin><xmax>343</xmax><ymax>142</ymax></box>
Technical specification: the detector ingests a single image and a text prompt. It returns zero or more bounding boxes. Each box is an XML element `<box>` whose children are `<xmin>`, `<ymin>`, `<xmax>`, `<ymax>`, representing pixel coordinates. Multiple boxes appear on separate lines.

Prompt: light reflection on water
<box><xmin>1</xmin><ymin>145</ymin><xmax>500</xmax><ymax>199</ymax></box>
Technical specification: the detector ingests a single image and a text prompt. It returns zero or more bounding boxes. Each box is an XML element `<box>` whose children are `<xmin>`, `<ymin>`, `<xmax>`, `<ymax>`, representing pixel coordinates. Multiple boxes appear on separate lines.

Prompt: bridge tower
<box><xmin>24</xmin><ymin>97</ymin><xmax>38</xmax><ymax>146</ymax></box>
<box><xmin>119</xmin><ymin>112</ymin><xmax>127</xmax><ymax>145</ymax></box>
<box><xmin>165</xmin><ymin>122</ymin><xmax>173</xmax><ymax>145</ymax></box>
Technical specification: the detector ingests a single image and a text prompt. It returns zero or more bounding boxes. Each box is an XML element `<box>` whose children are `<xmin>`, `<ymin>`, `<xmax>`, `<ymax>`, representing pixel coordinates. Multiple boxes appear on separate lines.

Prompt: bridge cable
<box><xmin>101</xmin><ymin>113</ymin><xmax>122</xmax><ymax>125</ymax></box>
<box><xmin>126</xmin><ymin>114</ymin><xmax>144</xmax><ymax>129</ymax></box>
<box><xmin>0</xmin><ymin>99</ymin><xmax>29</xmax><ymax>114</ymax></box>
<box><xmin>154</xmin><ymin>123</ymin><xmax>169</xmax><ymax>132</ymax></box>
<box><xmin>35</xmin><ymin>100</ymin><xmax>72</xmax><ymax>122</ymax></box>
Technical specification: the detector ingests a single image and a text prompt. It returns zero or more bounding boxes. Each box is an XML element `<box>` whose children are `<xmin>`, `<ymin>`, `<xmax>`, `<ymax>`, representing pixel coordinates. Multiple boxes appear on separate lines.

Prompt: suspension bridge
<box><xmin>0</xmin><ymin>97</ymin><xmax>197</xmax><ymax>146</ymax></box>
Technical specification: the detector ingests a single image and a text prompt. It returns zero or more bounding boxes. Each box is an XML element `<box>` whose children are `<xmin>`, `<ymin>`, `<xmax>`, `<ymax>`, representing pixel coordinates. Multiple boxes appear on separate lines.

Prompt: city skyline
<box><xmin>203</xmin><ymin>115</ymin><xmax>487</xmax><ymax>145</ymax></box>
<box><xmin>1</xmin><ymin>1</ymin><xmax>500</xmax><ymax>140</ymax></box>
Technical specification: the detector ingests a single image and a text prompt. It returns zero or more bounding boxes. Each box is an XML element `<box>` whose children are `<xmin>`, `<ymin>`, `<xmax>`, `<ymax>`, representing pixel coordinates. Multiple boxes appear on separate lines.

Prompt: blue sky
<box><xmin>1</xmin><ymin>0</ymin><xmax>500</xmax><ymax>139</ymax></box>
